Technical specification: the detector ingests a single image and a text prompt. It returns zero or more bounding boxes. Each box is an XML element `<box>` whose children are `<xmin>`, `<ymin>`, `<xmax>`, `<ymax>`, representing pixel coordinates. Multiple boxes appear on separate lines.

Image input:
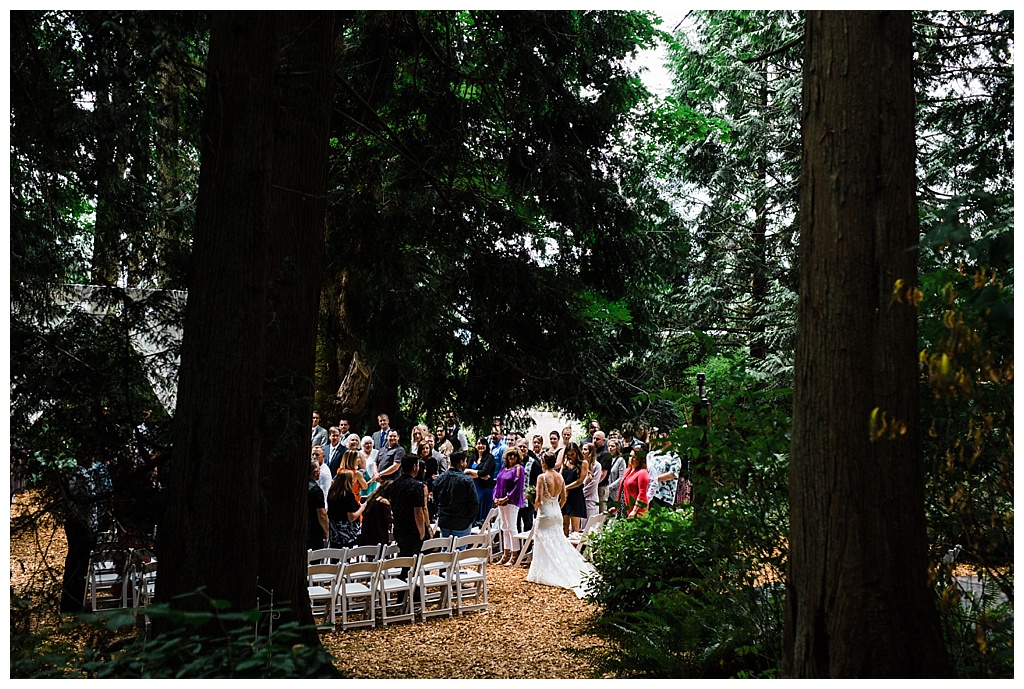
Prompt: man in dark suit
<box><xmin>371</xmin><ymin>413</ymin><xmax>392</xmax><ymax>450</ymax></box>
<box><xmin>325</xmin><ymin>427</ymin><xmax>345</xmax><ymax>476</ymax></box>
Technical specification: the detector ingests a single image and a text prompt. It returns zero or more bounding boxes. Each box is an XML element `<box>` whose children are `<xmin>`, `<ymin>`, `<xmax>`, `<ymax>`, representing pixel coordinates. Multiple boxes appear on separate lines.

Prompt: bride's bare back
<box><xmin>538</xmin><ymin>469</ymin><xmax>566</xmax><ymax>505</ymax></box>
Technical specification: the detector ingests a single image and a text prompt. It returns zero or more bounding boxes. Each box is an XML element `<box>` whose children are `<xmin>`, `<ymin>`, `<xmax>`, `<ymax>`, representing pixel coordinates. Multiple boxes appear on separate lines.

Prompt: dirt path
<box><xmin>320</xmin><ymin>562</ymin><xmax>602</xmax><ymax>679</ymax></box>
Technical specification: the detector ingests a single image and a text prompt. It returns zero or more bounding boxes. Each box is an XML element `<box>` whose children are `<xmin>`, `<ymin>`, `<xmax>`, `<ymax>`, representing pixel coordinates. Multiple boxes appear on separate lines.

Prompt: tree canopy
<box><xmin>8</xmin><ymin>9</ymin><xmax>1012</xmax><ymax>679</ymax></box>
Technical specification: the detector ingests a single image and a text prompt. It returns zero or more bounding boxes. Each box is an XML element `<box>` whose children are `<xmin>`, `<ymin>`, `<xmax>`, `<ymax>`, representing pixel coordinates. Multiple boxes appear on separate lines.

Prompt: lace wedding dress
<box><xmin>526</xmin><ymin>477</ymin><xmax>596</xmax><ymax>598</ymax></box>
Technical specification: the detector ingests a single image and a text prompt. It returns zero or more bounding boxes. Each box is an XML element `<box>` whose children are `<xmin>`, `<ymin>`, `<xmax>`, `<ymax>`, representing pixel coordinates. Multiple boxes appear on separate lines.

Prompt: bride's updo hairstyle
<box><xmin>541</xmin><ymin>451</ymin><xmax>558</xmax><ymax>471</ymax></box>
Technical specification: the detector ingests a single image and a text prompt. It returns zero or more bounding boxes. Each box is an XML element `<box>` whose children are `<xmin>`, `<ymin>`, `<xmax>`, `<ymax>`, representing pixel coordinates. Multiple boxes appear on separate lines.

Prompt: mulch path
<box><xmin>320</xmin><ymin>562</ymin><xmax>602</xmax><ymax>679</ymax></box>
<box><xmin>10</xmin><ymin>492</ymin><xmax>603</xmax><ymax>679</ymax></box>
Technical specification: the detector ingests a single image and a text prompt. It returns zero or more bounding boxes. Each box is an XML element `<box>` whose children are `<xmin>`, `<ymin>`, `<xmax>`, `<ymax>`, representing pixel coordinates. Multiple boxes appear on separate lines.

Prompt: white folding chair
<box><xmin>343</xmin><ymin>544</ymin><xmax>381</xmax><ymax>585</ymax></box>
<box><xmin>453</xmin><ymin>547</ymin><xmax>489</xmax><ymax>615</ymax></box>
<box><xmin>129</xmin><ymin>555</ymin><xmax>158</xmax><ymax>609</ymax></box>
<box><xmin>471</xmin><ymin>507</ymin><xmax>499</xmax><ymax>536</ymax></box>
<box><xmin>453</xmin><ymin>532</ymin><xmax>489</xmax><ymax>556</ymax></box>
<box><xmin>307</xmin><ymin>562</ymin><xmax>343</xmax><ymax>629</ymax></box>
<box><xmin>513</xmin><ymin>523</ymin><xmax>536</xmax><ymax>566</ymax></box>
<box><xmin>86</xmin><ymin>546</ymin><xmax>131</xmax><ymax>611</ymax></box>
<box><xmin>308</xmin><ymin>547</ymin><xmax>347</xmax><ymax>587</ymax></box>
<box><xmin>343</xmin><ymin>544</ymin><xmax>381</xmax><ymax>563</ymax></box>
<box><xmin>420</xmin><ymin>535</ymin><xmax>455</xmax><ymax>554</ymax></box>
<box><xmin>308</xmin><ymin>547</ymin><xmax>347</xmax><ymax>564</ymax></box>
<box><xmin>415</xmin><ymin>550</ymin><xmax>456</xmax><ymax>621</ymax></box>
<box><xmin>569</xmin><ymin>513</ymin><xmax>607</xmax><ymax>554</ymax></box>
<box><xmin>338</xmin><ymin>560</ymin><xmax>379</xmax><ymax>630</ymax></box>
<box><xmin>377</xmin><ymin>555</ymin><xmax>418</xmax><ymax>626</ymax></box>
<box><xmin>378</xmin><ymin>542</ymin><xmax>403</xmax><ymax>578</ymax></box>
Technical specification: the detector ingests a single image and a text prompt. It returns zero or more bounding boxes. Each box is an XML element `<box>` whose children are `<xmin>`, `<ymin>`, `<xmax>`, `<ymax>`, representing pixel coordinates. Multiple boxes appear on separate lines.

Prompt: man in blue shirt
<box><xmin>488</xmin><ymin>425</ymin><xmax>507</xmax><ymax>468</ymax></box>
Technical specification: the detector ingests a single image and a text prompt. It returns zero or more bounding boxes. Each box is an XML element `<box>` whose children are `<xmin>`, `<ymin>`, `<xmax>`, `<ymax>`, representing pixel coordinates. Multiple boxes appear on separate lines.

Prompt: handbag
<box><xmin>330</xmin><ymin>518</ymin><xmax>361</xmax><ymax>548</ymax></box>
<box><xmin>674</xmin><ymin>476</ymin><xmax>691</xmax><ymax>505</ymax></box>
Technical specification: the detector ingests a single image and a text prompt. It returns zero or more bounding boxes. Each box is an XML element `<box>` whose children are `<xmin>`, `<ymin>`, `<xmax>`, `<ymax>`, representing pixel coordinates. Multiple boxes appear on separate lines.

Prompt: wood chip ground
<box><xmin>11</xmin><ymin>493</ymin><xmax>603</xmax><ymax>679</ymax></box>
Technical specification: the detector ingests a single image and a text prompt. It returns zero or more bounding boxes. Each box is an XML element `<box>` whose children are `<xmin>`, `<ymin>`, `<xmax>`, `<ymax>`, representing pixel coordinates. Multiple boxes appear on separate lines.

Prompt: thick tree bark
<box><xmin>153</xmin><ymin>24</ymin><xmax>183</xmax><ymax>288</ymax></box>
<box><xmin>158</xmin><ymin>11</ymin><xmax>277</xmax><ymax>615</ymax></box>
<box><xmin>91</xmin><ymin>76</ymin><xmax>126</xmax><ymax>285</ymax></box>
<box><xmin>749</xmin><ymin>64</ymin><xmax>768</xmax><ymax>361</ymax></box>
<box><xmin>257</xmin><ymin>10</ymin><xmax>336</xmax><ymax>643</ymax></box>
<box><xmin>783</xmin><ymin>12</ymin><xmax>948</xmax><ymax>677</ymax></box>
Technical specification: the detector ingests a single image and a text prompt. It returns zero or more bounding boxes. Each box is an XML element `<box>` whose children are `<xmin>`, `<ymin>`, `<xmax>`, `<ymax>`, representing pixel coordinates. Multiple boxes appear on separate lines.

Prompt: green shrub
<box><xmin>584</xmin><ymin>505</ymin><xmax>711</xmax><ymax>614</ymax></box>
<box><xmin>574</xmin><ymin>583</ymin><xmax>783</xmax><ymax>679</ymax></box>
<box><xmin>936</xmin><ymin>575</ymin><xmax>1014</xmax><ymax>679</ymax></box>
<box><xmin>580</xmin><ymin>354</ymin><xmax>790</xmax><ymax>678</ymax></box>
<box><xmin>10</xmin><ymin>593</ymin><xmax>339</xmax><ymax>679</ymax></box>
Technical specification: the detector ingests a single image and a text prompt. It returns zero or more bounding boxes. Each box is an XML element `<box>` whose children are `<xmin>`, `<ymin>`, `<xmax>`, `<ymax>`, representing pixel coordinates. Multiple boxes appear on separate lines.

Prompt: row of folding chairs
<box><xmin>85</xmin><ymin>533</ymin><xmax>158</xmax><ymax>613</ymax></box>
<box><xmin>306</xmin><ymin>545</ymin><xmax>489</xmax><ymax>631</ymax></box>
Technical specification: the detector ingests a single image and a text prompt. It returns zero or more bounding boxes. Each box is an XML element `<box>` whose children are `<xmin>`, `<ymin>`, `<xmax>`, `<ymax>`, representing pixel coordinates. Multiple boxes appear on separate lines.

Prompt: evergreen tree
<box><xmin>318</xmin><ymin>10</ymin><xmax>680</xmax><ymax>431</ymax></box>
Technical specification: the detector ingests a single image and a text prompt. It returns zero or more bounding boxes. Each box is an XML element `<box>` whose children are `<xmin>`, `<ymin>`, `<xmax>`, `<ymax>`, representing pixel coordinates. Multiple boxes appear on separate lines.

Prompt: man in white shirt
<box><xmin>312</xmin><ymin>445</ymin><xmax>331</xmax><ymax>508</ymax></box>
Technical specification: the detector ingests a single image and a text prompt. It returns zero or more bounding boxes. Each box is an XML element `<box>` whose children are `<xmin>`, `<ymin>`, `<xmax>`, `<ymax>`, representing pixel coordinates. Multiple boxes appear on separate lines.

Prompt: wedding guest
<box><xmin>340</xmin><ymin>449</ymin><xmax>368</xmax><ymax>496</ymax></box>
<box><xmin>620</xmin><ymin>447</ymin><xmax>650</xmax><ymax>518</ymax></box>
<box><xmin>464</xmin><ymin>437</ymin><xmax>496</xmax><ymax>527</ymax></box>
<box><xmin>517</xmin><ymin>436</ymin><xmax>545</xmax><ymax>533</ymax></box>
<box><xmin>434</xmin><ymin>452</ymin><xmax>479</xmax><ymax>539</ymax></box>
<box><xmin>359</xmin><ymin>435</ymin><xmax>378</xmax><ymax>498</ymax></box>
<box><xmin>560</xmin><ymin>442</ymin><xmax>588</xmax><ymax>535</ymax></box>
<box><xmin>493</xmin><ymin>447</ymin><xmax>526</xmax><ymax>565</ymax></box>
<box><xmin>327</xmin><ymin>468</ymin><xmax>365</xmax><ymax>547</ymax></box>
<box><xmin>605</xmin><ymin>439</ymin><xmax>628</xmax><ymax>516</ymax></box>
<box><xmin>358</xmin><ymin>480</ymin><xmax>394</xmax><ymax>548</ymax></box>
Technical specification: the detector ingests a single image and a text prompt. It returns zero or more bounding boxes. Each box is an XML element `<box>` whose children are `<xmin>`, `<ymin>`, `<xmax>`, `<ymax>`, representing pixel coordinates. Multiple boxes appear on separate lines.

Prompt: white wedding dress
<box><xmin>526</xmin><ymin>477</ymin><xmax>596</xmax><ymax>598</ymax></box>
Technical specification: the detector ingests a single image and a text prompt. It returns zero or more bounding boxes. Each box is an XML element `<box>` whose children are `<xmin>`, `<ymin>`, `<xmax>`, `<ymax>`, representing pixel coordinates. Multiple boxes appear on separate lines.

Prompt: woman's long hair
<box><xmin>563</xmin><ymin>442</ymin><xmax>583</xmax><ymax>469</ymax></box>
<box><xmin>472</xmin><ymin>441</ymin><xmax>492</xmax><ymax>466</ymax></box>
<box><xmin>365</xmin><ymin>478</ymin><xmax>392</xmax><ymax>506</ymax></box>
<box><xmin>329</xmin><ymin>469</ymin><xmax>356</xmax><ymax>500</ymax></box>
<box><xmin>340</xmin><ymin>449</ymin><xmax>360</xmax><ymax>472</ymax></box>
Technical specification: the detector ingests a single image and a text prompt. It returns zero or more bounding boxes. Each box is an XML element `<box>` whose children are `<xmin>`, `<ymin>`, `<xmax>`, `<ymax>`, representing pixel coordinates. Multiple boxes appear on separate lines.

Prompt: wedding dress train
<box><xmin>526</xmin><ymin>489</ymin><xmax>596</xmax><ymax>598</ymax></box>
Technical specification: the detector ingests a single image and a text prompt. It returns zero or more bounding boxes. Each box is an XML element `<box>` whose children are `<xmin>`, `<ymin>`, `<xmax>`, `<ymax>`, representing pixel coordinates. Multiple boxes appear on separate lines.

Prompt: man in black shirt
<box><xmin>433</xmin><ymin>452</ymin><xmax>479</xmax><ymax>539</ymax></box>
<box><xmin>390</xmin><ymin>453</ymin><xmax>428</xmax><ymax>560</ymax></box>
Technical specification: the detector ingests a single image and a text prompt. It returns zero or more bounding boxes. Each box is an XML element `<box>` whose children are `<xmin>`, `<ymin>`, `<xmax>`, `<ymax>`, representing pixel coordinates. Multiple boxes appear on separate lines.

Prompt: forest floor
<box><xmin>10</xmin><ymin>491</ymin><xmax>603</xmax><ymax>679</ymax></box>
<box><xmin>319</xmin><ymin>563</ymin><xmax>602</xmax><ymax>679</ymax></box>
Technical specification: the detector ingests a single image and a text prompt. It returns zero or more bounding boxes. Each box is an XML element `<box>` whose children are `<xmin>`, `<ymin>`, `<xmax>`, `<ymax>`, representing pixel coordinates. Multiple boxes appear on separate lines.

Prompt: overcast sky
<box><xmin>631</xmin><ymin>7</ymin><xmax>690</xmax><ymax>97</ymax></box>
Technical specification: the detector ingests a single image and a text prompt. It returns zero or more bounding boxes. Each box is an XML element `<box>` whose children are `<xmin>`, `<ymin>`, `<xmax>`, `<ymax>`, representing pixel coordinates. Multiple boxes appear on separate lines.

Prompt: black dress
<box><xmin>561</xmin><ymin>466</ymin><xmax>587</xmax><ymax>518</ymax></box>
<box><xmin>327</xmin><ymin>491</ymin><xmax>361</xmax><ymax>548</ymax></box>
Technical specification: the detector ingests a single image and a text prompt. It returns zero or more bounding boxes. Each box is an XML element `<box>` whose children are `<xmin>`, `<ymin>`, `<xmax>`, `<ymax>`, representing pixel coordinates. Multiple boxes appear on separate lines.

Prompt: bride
<box><xmin>526</xmin><ymin>451</ymin><xmax>595</xmax><ymax>597</ymax></box>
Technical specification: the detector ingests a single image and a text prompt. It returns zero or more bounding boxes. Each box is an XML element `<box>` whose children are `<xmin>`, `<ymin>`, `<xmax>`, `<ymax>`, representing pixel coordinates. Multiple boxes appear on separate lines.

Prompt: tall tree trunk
<box><xmin>783</xmin><ymin>11</ymin><xmax>948</xmax><ymax>677</ymax></box>
<box><xmin>158</xmin><ymin>11</ymin><xmax>277</xmax><ymax>617</ymax></box>
<box><xmin>257</xmin><ymin>10</ymin><xmax>336</xmax><ymax>643</ymax></box>
<box><xmin>91</xmin><ymin>79</ymin><xmax>124</xmax><ymax>285</ymax></box>
<box><xmin>749</xmin><ymin>64</ymin><xmax>768</xmax><ymax>361</ymax></box>
<box><xmin>153</xmin><ymin>29</ymin><xmax>183</xmax><ymax>288</ymax></box>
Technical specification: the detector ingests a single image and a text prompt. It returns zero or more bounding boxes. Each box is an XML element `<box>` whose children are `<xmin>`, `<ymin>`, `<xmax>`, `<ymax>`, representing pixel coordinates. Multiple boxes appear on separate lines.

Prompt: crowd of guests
<box><xmin>306</xmin><ymin>412</ymin><xmax>689</xmax><ymax>564</ymax></box>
